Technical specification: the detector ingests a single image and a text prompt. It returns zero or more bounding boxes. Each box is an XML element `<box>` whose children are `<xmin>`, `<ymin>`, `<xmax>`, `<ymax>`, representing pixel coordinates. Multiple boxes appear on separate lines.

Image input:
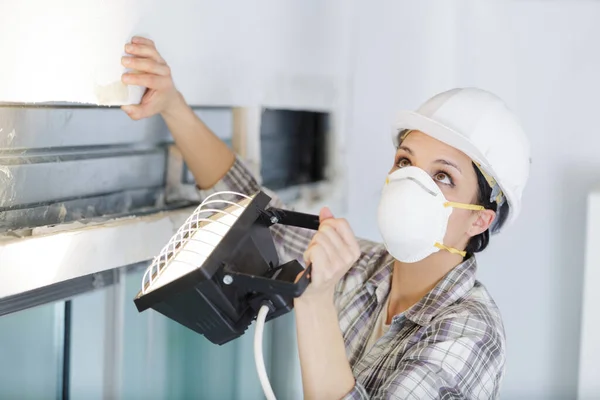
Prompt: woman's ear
<box><xmin>468</xmin><ymin>209</ymin><xmax>496</xmax><ymax>237</ymax></box>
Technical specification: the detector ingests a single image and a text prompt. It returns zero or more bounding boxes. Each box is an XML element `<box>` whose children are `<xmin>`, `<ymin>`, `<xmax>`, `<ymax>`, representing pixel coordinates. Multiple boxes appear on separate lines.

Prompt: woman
<box><xmin>121</xmin><ymin>37</ymin><xmax>530</xmax><ymax>399</ymax></box>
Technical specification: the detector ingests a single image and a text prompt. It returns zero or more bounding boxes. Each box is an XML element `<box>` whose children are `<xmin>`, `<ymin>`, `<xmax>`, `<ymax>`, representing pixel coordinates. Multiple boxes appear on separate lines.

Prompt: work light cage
<box><xmin>141</xmin><ymin>190</ymin><xmax>253</xmax><ymax>295</ymax></box>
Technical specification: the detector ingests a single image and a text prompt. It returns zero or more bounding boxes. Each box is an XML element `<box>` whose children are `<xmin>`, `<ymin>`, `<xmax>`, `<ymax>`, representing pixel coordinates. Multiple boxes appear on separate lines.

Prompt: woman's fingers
<box><xmin>122</xmin><ymin>73</ymin><xmax>171</xmax><ymax>91</ymax></box>
<box><xmin>121</xmin><ymin>104</ymin><xmax>153</xmax><ymax>121</ymax></box>
<box><xmin>308</xmin><ymin>230</ymin><xmax>339</xmax><ymax>266</ymax></box>
<box><xmin>303</xmin><ymin>243</ymin><xmax>330</xmax><ymax>276</ymax></box>
<box><xmin>319</xmin><ymin>206</ymin><xmax>334</xmax><ymax>222</ymax></box>
<box><xmin>122</xmin><ymin>56</ymin><xmax>171</xmax><ymax>76</ymax></box>
<box><xmin>300</xmin><ymin>214</ymin><xmax>361</xmax><ymax>298</ymax></box>
<box><xmin>320</xmin><ymin>218</ymin><xmax>361</xmax><ymax>259</ymax></box>
<box><xmin>121</xmin><ymin>105</ymin><xmax>142</xmax><ymax>120</ymax></box>
<box><xmin>304</xmin><ymin>223</ymin><xmax>359</xmax><ymax>283</ymax></box>
<box><xmin>119</xmin><ymin>36</ymin><xmax>180</xmax><ymax>120</ymax></box>
<box><xmin>124</xmin><ymin>42</ymin><xmax>164</xmax><ymax>64</ymax></box>
<box><xmin>318</xmin><ymin>225</ymin><xmax>351</xmax><ymax>263</ymax></box>
<box><xmin>131</xmin><ymin>36</ymin><xmax>156</xmax><ymax>47</ymax></box>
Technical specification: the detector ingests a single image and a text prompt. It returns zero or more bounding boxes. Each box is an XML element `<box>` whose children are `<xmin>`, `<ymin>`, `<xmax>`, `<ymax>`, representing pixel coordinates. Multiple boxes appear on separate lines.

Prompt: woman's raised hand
<box><xmin>121</xmin><ymin>36</ymin><xmax>183</xmax><ymax>120</ymax></box>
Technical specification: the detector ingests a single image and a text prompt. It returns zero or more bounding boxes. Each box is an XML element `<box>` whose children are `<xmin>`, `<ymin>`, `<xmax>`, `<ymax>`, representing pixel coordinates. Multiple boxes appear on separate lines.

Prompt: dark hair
<box><xmin>465</xmin><ymin>163</ymin><xmax>509</xmax><ymax>254</ymax></box>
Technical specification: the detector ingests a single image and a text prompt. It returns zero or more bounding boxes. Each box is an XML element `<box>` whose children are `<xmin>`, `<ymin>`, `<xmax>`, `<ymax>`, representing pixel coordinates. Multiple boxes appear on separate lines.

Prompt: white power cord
<box><xmin>255</xmin><ymin>304</ymin><xmax>277</xmax><ymax>400</ymax></box>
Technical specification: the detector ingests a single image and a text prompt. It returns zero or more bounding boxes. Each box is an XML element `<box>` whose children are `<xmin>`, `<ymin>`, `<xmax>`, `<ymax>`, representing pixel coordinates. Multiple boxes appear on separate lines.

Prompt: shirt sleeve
<box><xmin>196</xmin><ymin>155</ymin><xmax>315</xmax><ymax>265</ymax></box>
<box><xmin>341</xmin><ymin>314</ymin><xmax>505</xmax><ymax>399</ymax></box>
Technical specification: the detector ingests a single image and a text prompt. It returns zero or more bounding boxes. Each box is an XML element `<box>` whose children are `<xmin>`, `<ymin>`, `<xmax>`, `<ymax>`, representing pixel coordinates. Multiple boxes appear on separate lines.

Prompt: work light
<box><xmin>133</xmin><ymin>189</ymin><xmax>320</xmax><ymax>398</ymax></box>
<box><xmin>134</xmin><ymin>189</ymin><xmax>318</xmax><ymax>341</ymax></box>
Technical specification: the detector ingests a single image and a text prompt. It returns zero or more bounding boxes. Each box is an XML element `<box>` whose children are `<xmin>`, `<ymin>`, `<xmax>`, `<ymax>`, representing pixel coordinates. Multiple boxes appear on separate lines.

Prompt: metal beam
<box><xmin>0</xmin><ymin>151</ymin><xmax>166</xmax><ymax>208</ymax></box>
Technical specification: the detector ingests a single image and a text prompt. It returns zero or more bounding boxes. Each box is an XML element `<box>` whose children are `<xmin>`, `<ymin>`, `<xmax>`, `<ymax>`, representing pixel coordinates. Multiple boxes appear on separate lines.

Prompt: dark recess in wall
<box><xmin>260</xmin><ymin>109</ymin><xmax>328</xmax><ymax>190</ymax></box>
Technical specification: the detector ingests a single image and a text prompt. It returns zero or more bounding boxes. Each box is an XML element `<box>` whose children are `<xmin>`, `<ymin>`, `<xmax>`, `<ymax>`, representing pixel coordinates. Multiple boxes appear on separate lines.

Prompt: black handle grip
<box><xmin>265</xmin><ymin>208</ymin><xmax>320</xmax><ymax>231</ymax></box>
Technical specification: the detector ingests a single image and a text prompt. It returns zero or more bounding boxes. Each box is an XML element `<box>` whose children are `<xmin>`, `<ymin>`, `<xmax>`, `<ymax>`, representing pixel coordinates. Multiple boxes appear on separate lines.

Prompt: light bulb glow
<box><xmin>142</xmin><ymin>191</ymin><xmax>252</xmax><ymax>294</ymax></box>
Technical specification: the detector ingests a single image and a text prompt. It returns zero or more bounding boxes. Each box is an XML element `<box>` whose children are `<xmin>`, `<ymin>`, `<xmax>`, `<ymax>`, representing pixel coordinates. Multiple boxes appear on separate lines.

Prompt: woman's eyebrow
<box><xmin>435</xmin><ymin>159</ymin><xmax>462</xmax><ymax>174</ymax></box>
<box><xmin>398</xmin><ymin>145</ymin><xmax>413</xmax><ymax>155</ymax></box>
<box><xmin>398</xmin><ymin>145</ymin><xmax>462</xmax><ymax>174</ymax></box>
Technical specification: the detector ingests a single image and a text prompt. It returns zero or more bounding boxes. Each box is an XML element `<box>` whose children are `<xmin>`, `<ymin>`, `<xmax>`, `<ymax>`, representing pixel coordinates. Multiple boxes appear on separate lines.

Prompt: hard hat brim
<box><xmin>391</xmin><ymin>110</ymin><xmax>517</xmax><ymax>229</ymax></box>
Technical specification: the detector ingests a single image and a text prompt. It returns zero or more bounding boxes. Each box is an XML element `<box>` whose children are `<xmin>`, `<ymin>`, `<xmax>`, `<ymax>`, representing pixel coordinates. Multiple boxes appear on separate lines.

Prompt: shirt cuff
<box><xmin>196</xmin><ymin>155</ymin><xmax>262</xmax><ymax>201</ymax></box>
<box><xmin>341</xmin><ymin>382</ymin><xmax>370</xmax><ymax>400</ymax></box>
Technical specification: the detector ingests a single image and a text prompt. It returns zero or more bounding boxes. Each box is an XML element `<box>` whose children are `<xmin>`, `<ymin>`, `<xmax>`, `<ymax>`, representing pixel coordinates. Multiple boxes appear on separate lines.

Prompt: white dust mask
<box><xmin>377</xmin><ymin>166</ymin><xmax>484</xmax><ymax>263</ymax></box>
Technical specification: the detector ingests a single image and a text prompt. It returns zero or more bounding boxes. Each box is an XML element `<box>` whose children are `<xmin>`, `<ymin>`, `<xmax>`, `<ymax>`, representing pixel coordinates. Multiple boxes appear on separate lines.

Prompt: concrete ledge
<box><xmin>0</xmin><ymin>207</ymin><xmax>195</xmax><ymax>299</ymax></box>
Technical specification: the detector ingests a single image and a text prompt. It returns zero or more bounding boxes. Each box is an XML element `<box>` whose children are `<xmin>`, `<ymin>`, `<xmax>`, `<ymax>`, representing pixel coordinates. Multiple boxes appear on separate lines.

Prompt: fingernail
<box><xmin>125</xmin><ymin>44</ymin><xmax>133</xmax><ymax>52</ymax></box>
<box><xmin>121</xmin><ymin>56</ymin><xmax>130</xmax><ymax>66</ymax></box>
<box><xmin>122</xmin><ymin>74</ymin><xmax>130</xmax><ymax>83</ymax></box>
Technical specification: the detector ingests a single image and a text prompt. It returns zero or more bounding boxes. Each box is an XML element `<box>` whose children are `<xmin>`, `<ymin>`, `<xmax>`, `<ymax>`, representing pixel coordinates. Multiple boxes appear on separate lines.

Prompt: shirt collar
<box><xmin>365</xmin><ymin>254</ymin><xmax>478</xmax><ymax>327</ymax></box>
<box><xmin>365</xmin><ymin>254</ymin><xmax>394</xmax><ymax>301</ymax></box>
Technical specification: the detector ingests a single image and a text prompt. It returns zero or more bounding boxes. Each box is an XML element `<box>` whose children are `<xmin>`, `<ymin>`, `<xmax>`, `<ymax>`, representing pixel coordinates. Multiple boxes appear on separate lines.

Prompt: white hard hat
<box><xmin>391</xmin><ymin>87</ymin><xmax>531</xmax><ymax>231</ymax></box>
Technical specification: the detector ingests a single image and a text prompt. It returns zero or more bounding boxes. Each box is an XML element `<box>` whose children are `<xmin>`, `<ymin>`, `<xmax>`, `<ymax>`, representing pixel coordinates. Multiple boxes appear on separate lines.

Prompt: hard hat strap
<box><xmin>474</xmin><ymin>162</ymin><xmax>505</xmax><ymax>206</ymax></box>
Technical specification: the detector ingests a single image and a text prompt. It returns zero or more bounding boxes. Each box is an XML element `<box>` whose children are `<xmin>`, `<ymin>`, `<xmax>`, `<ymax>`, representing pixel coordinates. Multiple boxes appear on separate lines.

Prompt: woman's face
<box><xmin>390</xmin><ymin>130</ymin><xmax>495</xmax><ymax>251</ymax></box>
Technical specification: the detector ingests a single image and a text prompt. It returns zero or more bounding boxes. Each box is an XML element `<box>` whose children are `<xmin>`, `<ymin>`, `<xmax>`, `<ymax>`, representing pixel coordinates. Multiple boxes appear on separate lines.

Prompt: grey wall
<box><xmin>341</xmin><ymin>2</ymin><xmax>600</xmax><ymax>398</ymax></box>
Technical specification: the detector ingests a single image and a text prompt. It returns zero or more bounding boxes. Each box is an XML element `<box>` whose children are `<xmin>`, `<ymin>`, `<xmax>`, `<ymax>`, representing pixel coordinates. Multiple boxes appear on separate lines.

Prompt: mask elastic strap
<box><xmin>435</xmin><ymin>202</ymin><xmax>485</xmax><ymax>257</ymax></box>
<box><xmin>443</xmin><ymin>201</ymin><xmax>485</xmax><ymax>211</ymax></box>
<box><xmin>434</xmin><ymin>243</ymin><xmax>467</xmax><ymax>258</ymax></box>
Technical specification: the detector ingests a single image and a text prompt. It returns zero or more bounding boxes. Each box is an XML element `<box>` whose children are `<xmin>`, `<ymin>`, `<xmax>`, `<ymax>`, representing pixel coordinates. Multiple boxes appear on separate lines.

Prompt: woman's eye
<box><xmin>397</xmin><ymin>158</ymin><xmax>411</xmax><ymax>168</ymax></box>
<box><xmin>434</xmin><ymin>172</ymin><xmax>453</xmax><ymax>185</ymax></box>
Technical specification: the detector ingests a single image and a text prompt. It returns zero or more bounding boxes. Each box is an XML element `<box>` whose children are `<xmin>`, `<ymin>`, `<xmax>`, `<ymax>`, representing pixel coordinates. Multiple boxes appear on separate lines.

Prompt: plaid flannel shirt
<box><xmin>200</xmin><ymin>157</ymin><xmax>506</xmax><ymax>399</ymax></box>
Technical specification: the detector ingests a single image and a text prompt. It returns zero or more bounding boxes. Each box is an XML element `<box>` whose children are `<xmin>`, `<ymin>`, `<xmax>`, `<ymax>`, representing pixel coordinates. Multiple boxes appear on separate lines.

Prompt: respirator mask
<box><xmin>377</xmin><ymin>166</ymin><xmax>485</xmax><ymax>263</ymax></box>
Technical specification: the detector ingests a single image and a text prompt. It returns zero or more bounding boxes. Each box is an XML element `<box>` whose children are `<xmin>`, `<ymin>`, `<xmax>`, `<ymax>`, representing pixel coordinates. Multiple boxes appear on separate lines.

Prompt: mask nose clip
<box><xmin>385</xmin><ymin>172</ymin><xmax>438</xmax><ymax>197</ymax></box>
